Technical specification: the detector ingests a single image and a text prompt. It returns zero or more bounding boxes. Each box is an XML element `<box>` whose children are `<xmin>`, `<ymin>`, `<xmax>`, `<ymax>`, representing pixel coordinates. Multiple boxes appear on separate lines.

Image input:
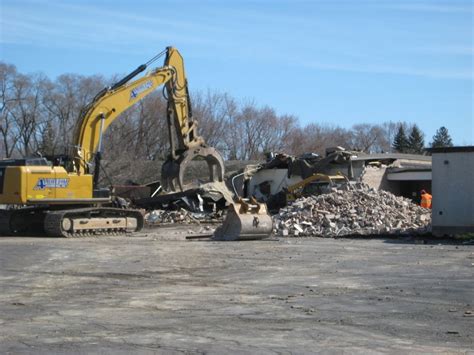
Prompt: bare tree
<box><xmin>119</xmin><ymin>93</ymin><xmax>170</xmax><ymax>160</ymax></box>
<box><xmin>191</xmin><ymin>90</ymin><xmax>230</xmax><ymax>152</ymax></box>
<box><xmin>235</xmin><ymin>103</ymin><xmax>272</xmax><ymax>160</ymax></box>
<box><xmin>0</xmin><ymin>63</ymin><xmax>20</xmax><ymax>157</ymax></box>
<box><xmin>42</xmin><ymin>74</ymin><xmax>105</xmax><ymax>154</ymax></box>
<box><xmin>350</xmin><ymin>123</ymin><xmax>387</xmax><ymax>153</ymax></box>
<box><xmin>7</xmin><ymin>72</ymin><xmax>48</xmax><ymax>156</ymax></box>
<box><xmin>264</xmin><ymin>113</ymin><xmax>298</xmax><ymax>154</ymax></box>
<box><xmin>220</xmin><ymin>94</ymin><xmax>240</xmax><ymax>160</ymax></box>
<box><xmin>290</xmin><ymin>123</ymin><xmax>352</xmax><ymax>156</ymax></box>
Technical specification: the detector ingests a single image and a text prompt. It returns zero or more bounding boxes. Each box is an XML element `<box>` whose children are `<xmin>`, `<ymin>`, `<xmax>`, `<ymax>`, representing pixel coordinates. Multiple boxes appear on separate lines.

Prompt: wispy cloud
<box><xmin>54</xmin><ymin>2</ymin><xmax>226</xmax><ymax>33</ymax></box>
<box><xmin>300</xmin><ymin>60</ymin><xmax>473</xmax><ymax>80</ymax></box>
<box><xmin>410</xmin><ymin>45</ymin><xmax>474</xmax><ymax>56</ymax></box>
<box><xmin>383</xmin><ymin>2</ymin><xmax>472</xmax><ymax>14</ymax></box>
<box><xmin>0</xmin><ymin>1</ymin><xmax>221</xmax><ymax>52</ymax></box>
<box><xmin>2</xmin><ymin>0</ymin><xmax>472</xmax><ymax>82</ymax></box>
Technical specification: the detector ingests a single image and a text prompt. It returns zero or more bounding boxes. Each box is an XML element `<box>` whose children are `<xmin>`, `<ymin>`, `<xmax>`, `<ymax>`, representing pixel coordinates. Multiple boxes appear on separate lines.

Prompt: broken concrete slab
<box><xmin>273</xmin><ymin>183</ymin><xmax>431</xmax><ymax>237</ymax></box>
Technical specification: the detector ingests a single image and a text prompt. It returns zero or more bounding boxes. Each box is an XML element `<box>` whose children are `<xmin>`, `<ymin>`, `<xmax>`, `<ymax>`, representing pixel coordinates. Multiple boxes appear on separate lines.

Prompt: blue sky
<box><xmin>1</xmin><ymin>0</ymin><xmax>472</xmax><ymax>145</ymax></box>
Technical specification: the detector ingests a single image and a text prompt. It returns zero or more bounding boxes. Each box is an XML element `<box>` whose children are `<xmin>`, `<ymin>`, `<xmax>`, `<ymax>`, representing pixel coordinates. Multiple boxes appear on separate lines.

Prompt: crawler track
<box><xmin>0</xmin><ymin>210</ymin><xmax>12</xmax><ymax>235</ymax></box>
<box><xmin>0</xmin><ymin>207</ymin><xmax>144</xmax><ymax>237</ymax></box>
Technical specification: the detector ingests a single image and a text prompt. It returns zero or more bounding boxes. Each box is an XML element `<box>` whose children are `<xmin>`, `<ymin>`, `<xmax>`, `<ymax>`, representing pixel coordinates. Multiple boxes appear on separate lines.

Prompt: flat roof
<box><xmin>388</xmin><ymin>167</ymin><xmax>432</xmax><ymax>173</ymax></box>
<box><xmin>427</xmin><ymin>146</ymin><xmax>474</xmax><ymax>153</ymax></box>
<box><xmin>387</xmin><ymin>171</ymin><xmax>431</xmax><ymax>181</ymax></box>
<box><xmin>351</xmin><ymin>153</ymin><xmax>431</xmax><ymax>162</ymax></box>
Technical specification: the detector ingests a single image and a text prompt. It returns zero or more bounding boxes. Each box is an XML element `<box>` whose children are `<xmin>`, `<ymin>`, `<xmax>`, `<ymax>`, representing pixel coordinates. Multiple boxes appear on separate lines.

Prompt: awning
<box><xmin>387</xmin><ymin>171</ymin><xmax>432</xmax><ymax>181</ymax></box>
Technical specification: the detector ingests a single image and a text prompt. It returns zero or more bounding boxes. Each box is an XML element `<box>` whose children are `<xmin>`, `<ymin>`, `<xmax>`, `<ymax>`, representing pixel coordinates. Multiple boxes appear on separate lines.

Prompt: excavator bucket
<box><xmin>213</xmin><ymin>197</ymin><xmax>273</xmax><ymax>241</ymax></box>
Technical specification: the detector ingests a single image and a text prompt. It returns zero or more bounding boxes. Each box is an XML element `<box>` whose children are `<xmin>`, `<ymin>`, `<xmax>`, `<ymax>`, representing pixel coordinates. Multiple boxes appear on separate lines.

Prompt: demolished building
<box><xmin>236</xmin><ymin>148</ymin><xmax>432</xmax><ymax>206</ymax></box>
<box><xmin>354</xmin><ymin>152</ymin><xmax>432</xmax><ymax>200</ymax></box>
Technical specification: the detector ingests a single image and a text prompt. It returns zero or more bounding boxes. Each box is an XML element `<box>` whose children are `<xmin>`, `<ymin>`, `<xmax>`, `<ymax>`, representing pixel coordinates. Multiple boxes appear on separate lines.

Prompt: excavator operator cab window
<box><xmin>44</xmin><ymin>155</ymin><xmax>72</xmax><ymax>169</ymax></box>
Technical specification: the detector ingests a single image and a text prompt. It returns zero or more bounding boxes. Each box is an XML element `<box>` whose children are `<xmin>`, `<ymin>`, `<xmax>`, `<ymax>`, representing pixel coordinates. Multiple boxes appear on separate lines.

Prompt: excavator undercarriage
<box><xmin>0</xmin><ymin>206</ymin><xmax>143</xmax><ymax>237</ymax></box>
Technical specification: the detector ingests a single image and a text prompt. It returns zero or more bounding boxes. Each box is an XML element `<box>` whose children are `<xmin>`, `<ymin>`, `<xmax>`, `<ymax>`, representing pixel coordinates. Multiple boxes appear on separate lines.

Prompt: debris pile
<box><xmin>145</xmin><ymin>209</ymin><xmax>223</xmax><ymax>225</ymax></box>
<box><xmin>273</xmin><ymin>183</ymin><xmax>431</xmax><ymax>237</ymax></box>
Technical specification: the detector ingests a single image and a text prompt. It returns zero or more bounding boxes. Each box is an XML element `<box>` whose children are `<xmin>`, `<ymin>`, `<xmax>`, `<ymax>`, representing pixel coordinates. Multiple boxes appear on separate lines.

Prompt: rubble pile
<box><xmin>273</xmin><ymin>184</ymin><xmax>431</xmax><ymax>237</ymax></box>
<box><xmin>145</xmin><ymin>209</ymin><xmax>223</xmax><ymax>225</ymax></box>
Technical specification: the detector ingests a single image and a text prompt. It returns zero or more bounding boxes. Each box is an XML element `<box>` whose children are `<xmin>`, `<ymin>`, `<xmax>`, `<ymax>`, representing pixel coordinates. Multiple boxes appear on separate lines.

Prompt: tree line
<box><xmin>392</xmin><ymin>124</ymin><xmax>453</xmax><ymax>154</ymax></box>
<box><xmin>1</xmin><ymin>62</ymin><xmax>454</xmax><ymax>165</ymax></box>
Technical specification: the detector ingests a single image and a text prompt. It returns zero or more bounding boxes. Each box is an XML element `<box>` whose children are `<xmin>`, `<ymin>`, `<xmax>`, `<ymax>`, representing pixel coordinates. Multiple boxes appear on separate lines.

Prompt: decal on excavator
<box><xmin>130</xmin><ymin>80</ymin><xmax>153</xmax><ymax>100</ymax></box>
<box><xmin>34</xmin><ymin>178</ymin><xmax>70</xmax><ymax>190</ymax></box>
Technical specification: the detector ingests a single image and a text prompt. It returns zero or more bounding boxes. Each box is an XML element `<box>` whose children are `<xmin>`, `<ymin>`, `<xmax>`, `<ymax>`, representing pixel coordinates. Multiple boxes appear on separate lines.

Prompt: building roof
<box><xmin>386</xmin><ymin>170</ymin><xmax>431</xmax><ymax>181</ymax></box>
<box><xmin>427</xmin><ymin>146</ymin><xmax>474</xmax><ymax>154</ymax></box>
<box><xmin>351</xmin><ymin>153</ymin><xmax>431</xmax><ymax>162</ymax></box>
<box><xmin>387</xmin><ymin>167</ymin><xmax>432</xmax><ymax>173</ymax></box>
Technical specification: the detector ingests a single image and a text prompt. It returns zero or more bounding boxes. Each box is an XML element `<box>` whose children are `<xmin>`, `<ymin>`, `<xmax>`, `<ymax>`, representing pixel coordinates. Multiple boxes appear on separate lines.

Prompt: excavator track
<box><xmin>44</xmin><ymin>207</ymin><xmax>144</xmax><ymax>238</ymax></box>
<box><xmin>0</xmin><ymin>210</ymin><xmax>12</xmax><ymax>235</ymax></box>
<box><xmin>0</xmin><ymin>208</ymin><xmax>45</xmax><ymax>236</ymax></box>
<box><xmin>0</xmin><ymin>207</ymin><xmax>143</xmax><ymax>237</ymax></box>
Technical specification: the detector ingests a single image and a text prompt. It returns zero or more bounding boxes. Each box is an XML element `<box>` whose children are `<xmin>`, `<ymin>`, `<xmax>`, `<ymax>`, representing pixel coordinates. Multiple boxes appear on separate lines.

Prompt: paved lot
<box><xmin>0</xmin><ymin>226</ymin><xmax>473</xmax><ymax>353</ymax></box>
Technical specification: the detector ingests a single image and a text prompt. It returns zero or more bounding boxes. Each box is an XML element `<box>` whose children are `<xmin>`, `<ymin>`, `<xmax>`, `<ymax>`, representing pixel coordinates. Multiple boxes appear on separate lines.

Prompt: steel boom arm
<box><xmin>72</xmin><ymin>47</ymin><xmax>224</xmax><ymax>191</ymax></box>
<box><xmin>72</xmin><ymin>65</ymin><xmax>172</xmax><ymax>175</ymax></box>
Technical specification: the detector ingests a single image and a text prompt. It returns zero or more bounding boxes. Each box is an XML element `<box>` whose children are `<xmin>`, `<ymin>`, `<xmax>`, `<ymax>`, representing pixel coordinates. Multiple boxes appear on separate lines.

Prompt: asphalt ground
<box><xmin>1</xmin><ymin>226</ymin><xmax>473</xmax><ymax>354</ymax></box>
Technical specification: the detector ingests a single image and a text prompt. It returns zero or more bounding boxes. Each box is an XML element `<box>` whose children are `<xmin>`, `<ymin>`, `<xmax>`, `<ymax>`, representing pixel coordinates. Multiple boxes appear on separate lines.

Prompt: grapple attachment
<box><xmin>161</xmin><ymin>146</ymin><xmax>225</xmax><ymax>192</ymax></box>
<box><xmin>213</xmin><ymin>197</ymin><xmax>273</xmax><ymax>241</ymax></box>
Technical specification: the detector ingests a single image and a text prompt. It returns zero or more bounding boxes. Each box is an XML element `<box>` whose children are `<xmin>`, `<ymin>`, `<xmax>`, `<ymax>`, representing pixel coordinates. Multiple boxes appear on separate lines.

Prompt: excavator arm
<box><xmin>72</xmin><ymin>47</ymin><xmax>224</xmax><ymax>191</ymax></box>
<box><xmin>72</xmin><ymin>65</ymin><xmax>173</xmax><ymax>174</ymax></box>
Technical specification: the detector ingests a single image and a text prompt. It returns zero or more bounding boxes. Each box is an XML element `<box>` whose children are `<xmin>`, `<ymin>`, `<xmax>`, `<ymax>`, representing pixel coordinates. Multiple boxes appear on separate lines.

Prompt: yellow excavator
<box><xmin>285</xmin><ymin>173</ymin><xmax>349</xmax><ymax>202</ymax></box>
<box><xmin>0</xmin><ymin>47</ymin><xmax>225</xmax><ymax>237</ymax></box>
<box><xmin>265</xmin><ymin>172</ymin><xmax>349</xmax><ymax>212</ymax></box>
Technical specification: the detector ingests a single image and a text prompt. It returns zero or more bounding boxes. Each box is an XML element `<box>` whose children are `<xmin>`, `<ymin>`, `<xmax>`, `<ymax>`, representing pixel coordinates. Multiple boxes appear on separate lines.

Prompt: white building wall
<box><xmin>247</xmin><ymin>169</ymin><xmax>302</xmax><ymax>199</ymax></box>
<box><xmin>432</xmin><ymin>150</ymin><xmax>474</xmax><ymax>235</ymax></box>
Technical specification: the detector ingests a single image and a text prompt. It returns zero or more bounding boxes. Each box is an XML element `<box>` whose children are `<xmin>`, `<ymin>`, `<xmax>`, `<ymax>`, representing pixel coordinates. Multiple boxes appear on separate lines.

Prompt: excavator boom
<box><xmin>72</xmin><ymin>47</ymin><xmax>224</xmax><ymax>192</ymax></box>
<box><xmin>72</xmin><ymin>65</ymin><xmax>174</xmax><ymax>174</ymax></box>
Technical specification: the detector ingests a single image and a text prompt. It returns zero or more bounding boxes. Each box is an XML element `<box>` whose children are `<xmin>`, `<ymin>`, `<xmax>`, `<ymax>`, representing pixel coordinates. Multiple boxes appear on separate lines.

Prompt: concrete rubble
<box><xmin>273</xmin><ymin>183</ymin><xmax>431</xmax><ymax>237</ymax></box>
